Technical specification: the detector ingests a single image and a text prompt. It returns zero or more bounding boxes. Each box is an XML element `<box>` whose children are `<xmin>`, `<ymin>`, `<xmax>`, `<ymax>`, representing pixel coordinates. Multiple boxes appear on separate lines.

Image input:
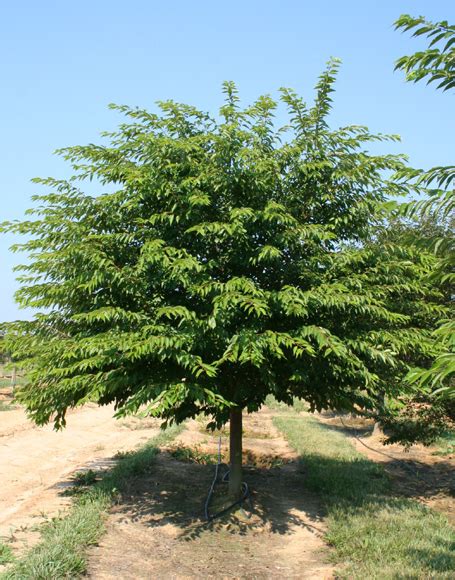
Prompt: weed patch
<box><xmin>0</xmin><ymin>543</ymin><xmax>14</xmax><ymax>566</ymax></box>
<box><xmin>72</xmin><ymin>470</ymin><xmax>98</xmax><ymax>487</ymax></box>
<box><xmin>169</xmin><ymin>444</ymin><xmax>219</xmax><ymax>465</ymax></box>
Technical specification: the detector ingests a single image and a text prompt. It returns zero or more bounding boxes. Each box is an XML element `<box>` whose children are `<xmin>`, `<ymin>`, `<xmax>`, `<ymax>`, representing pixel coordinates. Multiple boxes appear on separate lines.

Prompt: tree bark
<box><xmin>373</xmin><ymin>391</ymin><xmax>385</xmax><ymax>436</ymax></box>
<box><xmin>229</xmin><ymin>407</ymin><xmax>243</xmax><ymax>499</ymax></box>
<box><xmin>372</xmin><ymin>420</ymin><xmax>383</xmax><ymax>436</ymax></box>
<box><xmin>11</xmin><ymin>366</ymin><xmax>16</xmax><ymax>396</ymax></box>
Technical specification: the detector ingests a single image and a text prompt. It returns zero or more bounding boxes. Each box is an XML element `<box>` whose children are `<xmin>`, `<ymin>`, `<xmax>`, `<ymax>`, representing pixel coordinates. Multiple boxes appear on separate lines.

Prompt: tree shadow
<box><xmin>108</xmin><ymin>452</ymin><xmax>327</xmax><ymax>541</ymax></box>
<box><xmin>316</xmin><ymin>418</ymin><xmax>373</xmax><ymax>437</ymax></box>
<box><xmin>54</xmin><ymin>431</ymin><xmax>454</xmax><ymax>576</ymax></box>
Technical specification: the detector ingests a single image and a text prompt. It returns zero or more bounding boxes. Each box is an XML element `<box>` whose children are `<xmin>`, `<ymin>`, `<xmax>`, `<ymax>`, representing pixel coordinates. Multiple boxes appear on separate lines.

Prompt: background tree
<box><xmin>394</xmin><ymin>14</ymin><xmax>454</xmax><ymax>401</ymax></box>
<box><xmin>394</xmin><ymin>14</ymin><xmax>454</xmax><ymax>190</ymax></box>
<box><xmin>367</xmin><ymin>212</ymin><xmax>453</xmax><ymax>444</ymax></box>
<box><xmin>395</xmin><ymin>14</ymin><xmax>455</xmax><ymax>92</ymax></box>
<box><xmin>2</xmin><ymin>61</ymin><xmax>446</xmax><ymax>495</ymax></box>
<box><xmin>367</xmin><ymin>15</ymin><xmax>455</xmax><ymax>445</ymax></box>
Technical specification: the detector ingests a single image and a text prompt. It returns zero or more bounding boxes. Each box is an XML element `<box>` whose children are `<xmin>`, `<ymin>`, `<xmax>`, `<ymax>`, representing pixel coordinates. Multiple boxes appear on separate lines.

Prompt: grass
<box><xmin>0</xmin><ymin>378</ymin><xmax>26</xmax><ymax>389</ymax></box>
<box><xmin>264</xmin><ymin>394</ymin><xmax>308</xmax><ymax>413</ymax></box>
<box><xmin>1</xmin><ymin>423</ymin><xmax>185</xmax><ymax>580</ymax></box>
<box><xmin>274</xmin><ymin>411</ymin><xmax>455</xmax><ymax>579</ymax></box>
<box><xmin>0</xmin><ymin>380</ymin><xmax>15</xmax><ymax>389</ymax></box>
<box><xmin>0</xmin><ymin>543</ymin><xmax>14</xmax><ymax>566</ymax></box>
<box><xmin>72</xmin><ymin>469</ymin><xmax>99</xmax><ymax>487</ymax></box>
<box><xmin>433</xmin><ymin>431</ymin><xmax>455</xmax><ymax>457</ymax></box>
<box><xmin>169</xmin><ymin>443</ymin><xmax>219</xmax><ymax>464</ymax></box>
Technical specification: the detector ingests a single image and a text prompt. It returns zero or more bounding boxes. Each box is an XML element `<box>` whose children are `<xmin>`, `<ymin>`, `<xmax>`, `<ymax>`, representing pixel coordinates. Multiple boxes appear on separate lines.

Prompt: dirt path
<box><xmin>0</xmin><ymin>404</ymin><xmax>161</xmax><ymax>552</ymax></box>
<box><xmin>87</xmin><ymin>408</ymin><xmax>334</xmax><ymax>579</ymax></box>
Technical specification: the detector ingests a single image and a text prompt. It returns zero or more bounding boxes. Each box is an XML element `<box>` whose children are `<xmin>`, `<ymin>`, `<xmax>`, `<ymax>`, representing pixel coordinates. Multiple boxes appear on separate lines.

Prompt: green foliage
<box><xmin>169</xmin><ymin>444</ymin><xmax>219</xmax><ymax>464</ymax></box>
<box><xmin>395</xmin><ymin>14</ymin><xmax>455</xmax><ymax>91</ymax></box>
<box><xmin>379</xmin><ymin>397</ymin><xmax>454</xmax><ymax>447</ymax></box>
<box><xmin>391</xmin><ymin>15</ymin><xmax>455</xmax><ymax>413</ymax></box>
<box><xmin>433</xmin><ymin>430</ymin><xmax>455</xmax><ymax>456</ymax></box>
<box><xmin>274</xmin><ymin>411</ymin><xmax>455</xmax><ymax>579</ymax></box>
<box><xmin>72</xmin><ymin>469</ymin><xmax>98</xmax><ymax>487</ymax></box>
<box><xmin>2</xmin><ymin>498</ymin><xmax>106</xmax><ymax>580</ymax></box>
<box><xmin>1</xmin><ymin>63</ymin><xmax>444</xmax><ymax>430</ymax></box>
<box><xmin>0</xmin><ymin>543</ymin><xmax>14</xmax><ymax>566</ymax></box>
<box><xmin>369</xmin><ymin>210</ymin><xmax>454</xmax><ymax>444</ymax></box>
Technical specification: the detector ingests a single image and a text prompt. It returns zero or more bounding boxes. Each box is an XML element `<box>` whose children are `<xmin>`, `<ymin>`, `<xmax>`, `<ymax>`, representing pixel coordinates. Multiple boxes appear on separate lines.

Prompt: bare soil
<box><xmin>2</xmin><ymin>399</ymin><xmax>452</xmax><ymax>578</ymax></box>
<box><xmin>0</xmin><ymin>403</ymin><xmax>161</xmax><ymax>554</ymax></box>
<box><xmin>87</xmin><ymin>408</ymin><xmax>335</xmax><ymax>579</ymax></box>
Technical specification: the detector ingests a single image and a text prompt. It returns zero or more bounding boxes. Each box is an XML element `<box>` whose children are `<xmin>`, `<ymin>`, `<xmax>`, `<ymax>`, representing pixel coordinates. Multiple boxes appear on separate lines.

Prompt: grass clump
<box><xmin>2</xmin><ymin>497</ymin><xmax>107</xmax><ymax>579</ymax></box>
<box><xmin>170</xmin><ymin>444</ymin><xmax>219</xmax><ymax>465</ymax></box>
<box><xmin>72</xmin><ymin>470</ymin><xmax>98</xmax><ymax>487</ymax></box>
<box><xmin>0</xmin><ymin>543</ymin><xmax>14</xmax><ymax>566</ymax></box>
<box><xmin>1</xmin><ymin>423</ymin><xmax>184</xmax><ymax>579</ymax></box>
<box><xmin>274</xmin><ymin>413</ymin><xmax>455</xmax><ymax>579</ymax></box>
<box><xmin>433</xmin><ymin>431</ymin><xmax>455</xmax><ymax>457</ymax></box>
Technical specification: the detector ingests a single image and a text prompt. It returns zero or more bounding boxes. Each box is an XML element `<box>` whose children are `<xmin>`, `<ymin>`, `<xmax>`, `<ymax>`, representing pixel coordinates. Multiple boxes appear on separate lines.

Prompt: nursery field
<box><xmin>0</xmin><ymin>399</ymin><xmax>453</xmax><ymax>579</ymax></box>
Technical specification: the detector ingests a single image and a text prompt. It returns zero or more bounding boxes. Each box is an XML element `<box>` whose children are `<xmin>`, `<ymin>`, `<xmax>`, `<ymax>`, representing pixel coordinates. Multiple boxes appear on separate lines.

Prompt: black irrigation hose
<box><xmin>339</xmin><ymin>416</ymin><xmax>422</xmax><ymax>478</ymax></box>
<box><xmin>204</xmin><ymin>436</ymin><xmax>252</xmax><ymax>521</ymax></box>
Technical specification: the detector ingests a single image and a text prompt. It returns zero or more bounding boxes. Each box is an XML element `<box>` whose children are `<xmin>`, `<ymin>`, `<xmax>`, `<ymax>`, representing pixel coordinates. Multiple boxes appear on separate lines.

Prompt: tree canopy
<box><xmin>366</xmin><ymin>14</ymin><xmax>455</xmax><ymax>445</ymax></box>
<box><xmin>1</xmin><ymin>62</ymin><xmax>448</xmax><ymax>467</ymax></box>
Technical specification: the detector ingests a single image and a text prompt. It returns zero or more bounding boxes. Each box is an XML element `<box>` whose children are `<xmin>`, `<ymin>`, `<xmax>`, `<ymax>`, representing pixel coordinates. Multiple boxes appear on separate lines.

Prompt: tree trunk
<box><xmin>372</xmin><ymin>420</ymin><xmax>383</xmax><ymax>436</ymax></box>
<box><xmin>11</xmin><ymin>366</ymin><xmax>16</xmax><ymax>396</ymax></box>
<box><xmin>373</xmin><ymin>391</ymin><xmax>385</xmax><ymax>436</ymax></box>
<box><xmin>229</xmin><ymin>407</ymin><xmax>243</xmax><ymax>499</ymax></box>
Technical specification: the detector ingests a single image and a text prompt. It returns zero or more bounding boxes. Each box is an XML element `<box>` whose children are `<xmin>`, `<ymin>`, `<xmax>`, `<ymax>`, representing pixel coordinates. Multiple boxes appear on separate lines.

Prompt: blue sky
<box><xmin>1</xmin><ymin>0</ymin><xmax>454</xmax><ymax>321</ymax></box>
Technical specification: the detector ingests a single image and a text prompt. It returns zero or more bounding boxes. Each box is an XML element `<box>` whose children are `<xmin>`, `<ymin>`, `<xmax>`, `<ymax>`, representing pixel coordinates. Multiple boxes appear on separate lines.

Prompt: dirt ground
<box><xmin>0</xmin><ymin>402</ymin><xmax>161</xmax><ymax>554</ymax></box>
<box><xmin>1</xmin><ymin>397</ymin><xmax>453</xmax><ymax>578</ymax></box>
<box><xmin>86</xmin><ymin>408</ymin><xmax>335</xmax><ymax>579</ymax></box>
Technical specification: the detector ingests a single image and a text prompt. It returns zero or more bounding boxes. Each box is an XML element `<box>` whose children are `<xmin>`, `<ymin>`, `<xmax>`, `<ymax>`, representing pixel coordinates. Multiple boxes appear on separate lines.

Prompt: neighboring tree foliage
<box><xmin>371</xmin><ymin>15</ymin><xmax>455</xmax><ymax>445</ymax></box>
<box><xmin>395</xmin><ymin>14</ymin><xmax>455</xmax><ymax>91</ymax></box>
<box><xmin>394</xmin><ymin>14</ymin><xmax>454</xmax><ymax>191</ymax></box>
<box><xmin>1</xmin><ymin>62</ymin><xmax>447</xmax><ymax>490</ymax></box>
<box><xmin>400</xmin><ymin>196</ymin><xmax>454</xmax><ymax>401</ymax></box>
<box><xmin>395</xmin><ymin>14</ymin><xmax>454</xmax><ymax>402</ymax></box>
<box><xmin>369</xmin><ymin>214</ymin><xmax>454</xmax><ymax>444</ymax></box>
<box><xmin>377</xmin><ymin>198</ymin><xmax>455</xmax><ymax>443</ymax></box>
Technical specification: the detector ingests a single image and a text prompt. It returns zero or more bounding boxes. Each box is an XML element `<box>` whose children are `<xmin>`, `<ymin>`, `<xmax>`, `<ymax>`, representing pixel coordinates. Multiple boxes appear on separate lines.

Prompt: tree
<box><xmin>366</xmin><ymin>212</ymin><xmax>454</xmax><ymax>444</ymax></box>
<box><xmin>2</xmin><ymin>61</ymin><xmax>445</xmax><ymax>496</ymax></box>
<box><xmin>394</xmin><ymin>14</ymin><xmax>454</xmax><ymax>403</ymax></box>
<box><xmin>394</xmin><ymin>14</ymin><xmax>455</xmax><ymax>91</ymax></box>
<box><xmin>363</xmin><ymin>15</ymin><xmax>455</xmax><ymax>446</ymax></box>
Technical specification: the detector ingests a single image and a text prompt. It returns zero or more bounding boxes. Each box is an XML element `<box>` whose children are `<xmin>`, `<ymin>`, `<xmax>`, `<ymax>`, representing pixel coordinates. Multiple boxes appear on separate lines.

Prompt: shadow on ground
<box><xmin>80</xmin><ymin>411</ymin><xmax>454</xmax><ymax>579</ymax></box>
<box><xmin>84</xmin><ymin>448</ymin><xmax>336</xmax><ymax>579</ymax></box>
<box><xmin>110</xmin><ymin>452</ymin><xmax>325</xmax><ymax>540</ymax></box>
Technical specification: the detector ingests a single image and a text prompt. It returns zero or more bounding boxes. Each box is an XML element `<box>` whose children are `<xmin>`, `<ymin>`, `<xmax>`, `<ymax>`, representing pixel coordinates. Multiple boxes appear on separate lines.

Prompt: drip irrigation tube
<box><xmin>339</xmin><ymin>416</ymin><xmax>422</xmax><ymax>478</ymax></box>
<box><xmin>204</xmin><ymin>436</ymin><xmax>252</xmax><ymax>521</ymax></box>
